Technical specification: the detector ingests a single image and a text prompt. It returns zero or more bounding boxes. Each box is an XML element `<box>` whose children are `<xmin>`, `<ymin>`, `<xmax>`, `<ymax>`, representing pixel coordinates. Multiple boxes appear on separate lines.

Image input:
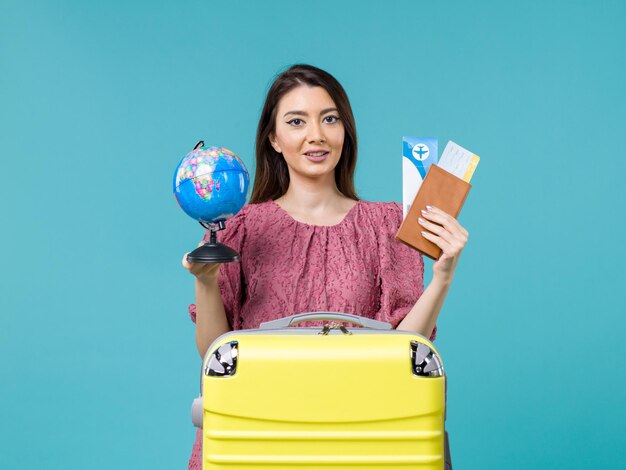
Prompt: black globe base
<box><xmin>186</xmin><ymin>220</ymin><xmax>240</xmax><ymax>264</ymax></box>
<box><xmin>187</xmin><ymin>242</ymin><xmax>240</xmax><ymax>263</ymax></box>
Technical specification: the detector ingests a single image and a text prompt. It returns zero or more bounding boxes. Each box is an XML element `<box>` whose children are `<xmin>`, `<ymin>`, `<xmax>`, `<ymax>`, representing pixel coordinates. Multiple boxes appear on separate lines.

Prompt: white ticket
<box><xmin>438</xmin><ymin>141</ymin><xmax>480</xmax><ymax>182</ymax></box>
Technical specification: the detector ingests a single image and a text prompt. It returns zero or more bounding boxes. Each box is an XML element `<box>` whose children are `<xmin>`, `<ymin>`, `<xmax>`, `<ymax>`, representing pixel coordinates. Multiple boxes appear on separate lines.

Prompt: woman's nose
<box><xmin>307</xmin><ymin>122</ymin><xmax>325</xmax><ymax>143</ymax></box>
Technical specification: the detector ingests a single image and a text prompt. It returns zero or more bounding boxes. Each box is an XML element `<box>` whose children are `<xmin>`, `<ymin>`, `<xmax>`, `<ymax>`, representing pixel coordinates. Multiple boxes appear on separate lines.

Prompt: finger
<box><xmin>208</xmin><ymin>263</ymin><xmax>222</xmax><ymax>275</ymax></box>
<box><xmin>193</xmin><ymin>262</ymin><xmax>222</xmax><ymax>280</ymax></box>
<box><xmin>429</xmin><ymin>205</ymin><xmax>468</xmax><ymax>238</ymax></box>
<box><xmin>418</xmin><ymin>216</ymin><xmax>455</xmax><ymax>245</ymax></box>
<box><xmin>183</xmin><ymin>241</ymin><xmax>206</xmax><ymax>270</ymax></box>
<box><xmin>182</xmin><ymin>252</ymin><xmax>192</xmax><ymax>270</ymax></box>
<box><xmin>421</xmin><ymin>206</ymin><xmax>468</xmax><ymax>238</ymax></box>
<box><xmin>420</xmin><ymin>230</ymin><xmax>453</xmax><ymax>253</ymax></box>
<box><xmin>421</xmin><ymin>206</ymin><xmax>461</xmax><ymax>232</ymax></box>
<box><xmin>421</xmin><ymin>230</ymin><xmax>466</xmax><ymax>258</ymax></box>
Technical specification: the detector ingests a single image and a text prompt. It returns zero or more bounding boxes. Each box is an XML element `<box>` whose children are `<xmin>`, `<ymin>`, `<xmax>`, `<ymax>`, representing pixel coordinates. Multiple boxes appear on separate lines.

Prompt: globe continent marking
<box><xmin>173</xmin><ymin>146</ymin><xmax>249</xmax><ymax>224</ymax></box>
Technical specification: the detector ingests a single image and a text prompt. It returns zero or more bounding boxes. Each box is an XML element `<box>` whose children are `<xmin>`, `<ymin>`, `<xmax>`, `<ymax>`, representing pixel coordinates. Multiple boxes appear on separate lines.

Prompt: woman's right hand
<box><xmin>181</xmin><ymin>242</ymin><xmax>222</xmax><ymax>284</ymax></box>
<box><xmin>182</xmin><ymin>242</ymin><xmax>230</xmax><ymax>357</ymax></box>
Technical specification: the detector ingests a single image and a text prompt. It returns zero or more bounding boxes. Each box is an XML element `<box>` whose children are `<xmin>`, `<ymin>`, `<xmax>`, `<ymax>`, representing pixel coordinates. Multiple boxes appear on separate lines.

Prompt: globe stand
<box><xmin>186</xmin><ymin>220</ymin><xmax>240</xmax><ymax>264</ymax></box>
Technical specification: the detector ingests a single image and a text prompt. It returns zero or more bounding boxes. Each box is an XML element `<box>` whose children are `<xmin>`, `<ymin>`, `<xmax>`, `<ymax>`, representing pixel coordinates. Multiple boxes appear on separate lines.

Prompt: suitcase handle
<box><xmin>259</xmin><ymin>312</ymin><xmax>393</xmax><ymax>330</ymax></box>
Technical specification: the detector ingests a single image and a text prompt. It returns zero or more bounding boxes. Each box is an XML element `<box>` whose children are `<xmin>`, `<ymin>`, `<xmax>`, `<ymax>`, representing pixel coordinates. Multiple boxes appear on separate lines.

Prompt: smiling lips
<box><xmin>304</xmin><ymin>149</ymin><xmax>330</xmax><ymax>162</ymax></box>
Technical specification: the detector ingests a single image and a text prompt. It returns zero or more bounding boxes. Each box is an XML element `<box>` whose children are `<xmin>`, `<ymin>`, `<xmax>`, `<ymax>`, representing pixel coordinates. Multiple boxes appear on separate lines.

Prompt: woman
<box><xmin>183</xmin><ymin>64</ymin><xmax>468</xmax><ymax>469</ymax></box>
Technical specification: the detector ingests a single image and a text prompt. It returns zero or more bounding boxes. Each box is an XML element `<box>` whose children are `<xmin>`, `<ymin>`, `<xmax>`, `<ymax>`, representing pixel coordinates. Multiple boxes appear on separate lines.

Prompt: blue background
<box><xmin>1</xmin><ymin>1</ymin><xmax>625</xmax><ymax>468</ymax></box>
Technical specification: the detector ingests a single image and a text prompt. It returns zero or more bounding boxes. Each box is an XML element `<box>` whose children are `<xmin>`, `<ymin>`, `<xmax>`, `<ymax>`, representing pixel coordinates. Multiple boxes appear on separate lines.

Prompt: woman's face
<box><xmin>269</xmin><ymin>85</ymin><xmax>345</xmax><ymax>183</ymax></box>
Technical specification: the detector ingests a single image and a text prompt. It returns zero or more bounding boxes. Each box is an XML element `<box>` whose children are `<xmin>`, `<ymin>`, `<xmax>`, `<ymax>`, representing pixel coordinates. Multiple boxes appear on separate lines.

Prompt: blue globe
<box><xmin>173</xmin><ymin>144</ymin><xmax>250</xmax><ymax>224</ymax></box>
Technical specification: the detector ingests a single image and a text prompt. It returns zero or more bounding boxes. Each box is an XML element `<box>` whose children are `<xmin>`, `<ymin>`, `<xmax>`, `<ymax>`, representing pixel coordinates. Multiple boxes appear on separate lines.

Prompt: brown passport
<box><xmin>395</xmin><ymin>164</ymin><xmax>471</xmax><ymax>260</ymax></box>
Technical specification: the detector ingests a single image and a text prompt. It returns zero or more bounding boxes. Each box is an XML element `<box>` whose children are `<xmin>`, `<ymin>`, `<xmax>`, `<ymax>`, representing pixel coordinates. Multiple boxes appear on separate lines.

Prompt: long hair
<box><xmin>249</xmin><ymin>64</ymin><xmax>358</xmax><ymax>203</ymax></box>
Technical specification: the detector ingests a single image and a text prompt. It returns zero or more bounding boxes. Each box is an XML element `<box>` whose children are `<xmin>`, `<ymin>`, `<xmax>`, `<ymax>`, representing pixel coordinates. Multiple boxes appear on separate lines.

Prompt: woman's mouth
<box><xmin>304</xmin><ymin>151</ymin><xmax>329</xmax><ymax>162</ymax></box>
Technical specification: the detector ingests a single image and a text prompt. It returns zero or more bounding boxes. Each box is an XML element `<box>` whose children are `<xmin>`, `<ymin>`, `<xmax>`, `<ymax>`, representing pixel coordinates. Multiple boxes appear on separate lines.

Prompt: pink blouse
<box><xmin>188</xmin><ymin>199</ymin><xmax>435</xmax><ymax>340</ymax></box>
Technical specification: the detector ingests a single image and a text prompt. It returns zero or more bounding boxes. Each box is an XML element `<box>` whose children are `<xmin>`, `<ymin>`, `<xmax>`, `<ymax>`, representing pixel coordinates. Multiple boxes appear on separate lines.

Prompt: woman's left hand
<box><xmin>418</xmin><ymin>205</ymin><xmax>469</xmax><ymax>283</ymax></box>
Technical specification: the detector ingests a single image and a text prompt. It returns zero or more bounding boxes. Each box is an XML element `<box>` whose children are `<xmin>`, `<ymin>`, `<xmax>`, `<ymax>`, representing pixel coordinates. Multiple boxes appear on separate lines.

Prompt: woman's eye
<box><xmin>287</xmin><ymin>118</ymin><xmax>303</xmax><ymax>126</ymax></box>
<box><xmin>324</xmin><ymin>115</ymin><xmax>339</xmax><ymax>123</ymax></box>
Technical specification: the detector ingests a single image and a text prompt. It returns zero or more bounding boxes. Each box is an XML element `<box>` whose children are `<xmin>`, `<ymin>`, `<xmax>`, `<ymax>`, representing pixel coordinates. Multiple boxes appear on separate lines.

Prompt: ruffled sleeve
<box><xmin>188</xmin><ymin>206</ymin><xmax>247</xmax><ymax>330</ymax></box>
<box><xmin>375</xmin><ymin>202</ymin><xmax>437</xmax><ymax>341</ymax></box>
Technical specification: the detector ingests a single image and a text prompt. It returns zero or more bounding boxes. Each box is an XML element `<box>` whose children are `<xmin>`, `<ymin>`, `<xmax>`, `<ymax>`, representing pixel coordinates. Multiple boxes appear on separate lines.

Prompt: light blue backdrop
<box><xmin>1</xmin><ymin>1</ymin><xmax>624</xmax><ymax>468</ymax></box>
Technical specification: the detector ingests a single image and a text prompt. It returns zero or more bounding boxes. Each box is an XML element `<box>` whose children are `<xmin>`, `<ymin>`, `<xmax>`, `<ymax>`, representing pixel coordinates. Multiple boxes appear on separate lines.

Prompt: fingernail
<box><xmin>418</xmin><ymin>217</ymin><xmax>426</xmax><ymax>224</ymax></box>
<box><xmin>426</xmin><ymin>205</ymin><xmax>433</xmax><ymax>211</ymax></box>
<box><xmin>421</xmin><ymin>209</ymin><xmax>428</xmax><ymax>216</ymax></box>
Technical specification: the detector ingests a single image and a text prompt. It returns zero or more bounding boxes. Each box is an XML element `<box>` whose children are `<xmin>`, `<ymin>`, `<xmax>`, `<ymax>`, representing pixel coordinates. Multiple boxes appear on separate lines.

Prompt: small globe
<box><xmin>173</xmin><ymin>144</ymin><xmax>250</xmax><ymax>224</ymax></box>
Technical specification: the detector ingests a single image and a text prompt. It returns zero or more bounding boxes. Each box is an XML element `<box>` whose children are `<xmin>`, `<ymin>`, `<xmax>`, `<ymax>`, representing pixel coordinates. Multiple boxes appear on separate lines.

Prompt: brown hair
<box><xmin>249</xmin><ymin>64</ymin><xmax>358</xmax><ymax>203</ymax></box>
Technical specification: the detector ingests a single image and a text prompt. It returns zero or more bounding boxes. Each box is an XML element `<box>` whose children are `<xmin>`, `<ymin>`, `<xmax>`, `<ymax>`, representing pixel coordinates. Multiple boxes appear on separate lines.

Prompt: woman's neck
<box><xmin>274</xmin><ymin>175</ymin><xmax>355</xmax><ymax>220</ymax></box>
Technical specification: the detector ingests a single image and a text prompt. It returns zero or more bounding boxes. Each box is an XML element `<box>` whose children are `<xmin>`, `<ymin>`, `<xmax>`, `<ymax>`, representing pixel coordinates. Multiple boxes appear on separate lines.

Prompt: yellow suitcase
<box><xmin>191</xmin><ymin>312</ymin><xmax>451</xmax><ymax>469</ymax></box>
